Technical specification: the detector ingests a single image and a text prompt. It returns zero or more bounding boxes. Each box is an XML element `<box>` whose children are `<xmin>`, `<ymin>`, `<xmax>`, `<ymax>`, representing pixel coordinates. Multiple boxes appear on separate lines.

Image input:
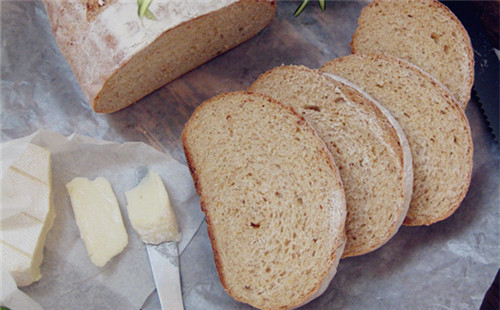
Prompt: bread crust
<box><xmin>182</xmin><ymin>91</ymin><xmax>346</xmax><ymax>309</ymax></box>
<box><xmin>351</xmin><ymin>0</ymin><xmax>474</xmax><ymax>109</ymax></box>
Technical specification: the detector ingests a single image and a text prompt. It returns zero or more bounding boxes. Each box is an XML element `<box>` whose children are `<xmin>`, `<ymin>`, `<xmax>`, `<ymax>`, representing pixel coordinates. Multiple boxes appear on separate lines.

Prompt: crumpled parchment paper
<box><xmin>2</xmin><ymin>130</ymin><xmax>204</xmax><ymax>309</ymax></box>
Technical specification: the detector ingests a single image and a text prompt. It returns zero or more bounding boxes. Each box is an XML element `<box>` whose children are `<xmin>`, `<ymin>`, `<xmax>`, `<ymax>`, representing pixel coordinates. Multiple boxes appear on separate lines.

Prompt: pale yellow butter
<box><xmin>66</xmin><ymin>177</ymin><xmax>128</xmax><ymax>267</ymax></box>
<box><xmin>125</xmin><ymin>170</ymin><xmax>181</xmax><ymax>244</ymax></box>
<box><xmin>0</xmin><ymin>144</ymin><xmax>55</xmax><ymax>287</ymax></box>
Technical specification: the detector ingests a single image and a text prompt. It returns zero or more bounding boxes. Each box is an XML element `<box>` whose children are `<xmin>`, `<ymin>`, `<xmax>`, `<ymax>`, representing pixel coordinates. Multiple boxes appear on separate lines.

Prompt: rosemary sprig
<box><xmin>319</xmin><ymin>0</ymin><xmax>326</xmax><ymax>11</ymax></box>
<box><xmin>137</xmin><ymin>0</ymin><xmax>157</xmax><ymax>21</ymax></box>
<box><xmin>294</xmin><ymin>0</ymin><xmax>326</xmax><ymax>17</ymax></box>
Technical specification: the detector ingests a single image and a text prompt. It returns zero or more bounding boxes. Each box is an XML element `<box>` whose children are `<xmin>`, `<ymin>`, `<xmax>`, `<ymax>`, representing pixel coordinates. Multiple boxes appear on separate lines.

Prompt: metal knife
<box><xmin>147</xmin><ymin>242</ymin><xmax>184</xmax><ymax>310</ymax></box>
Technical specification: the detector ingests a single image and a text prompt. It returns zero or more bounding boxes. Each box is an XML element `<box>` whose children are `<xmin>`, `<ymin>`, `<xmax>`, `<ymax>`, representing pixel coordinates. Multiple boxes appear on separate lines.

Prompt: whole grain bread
<box><xmin>320</xmin><ymin>54</ymin><xmax>473</xmax><ymax>226</ymax></box>
<box><xmin>249</xmin><ymin>65</ymin><xmax>413</xmax><ymax>257</ymax></box>
<box><xmin>42</xmin><ymin>0</ymin><xmax>276</xmax><ymax>113</ymax></box>
<box><xmin>182</xmin><ymin>91</ymin><xmax>346</xmax><ymax>309</ymax></box>
<box><xmin>351</xmin><ymin>0</ymin><xmax>474</xmax><ymax>109</ymax></box>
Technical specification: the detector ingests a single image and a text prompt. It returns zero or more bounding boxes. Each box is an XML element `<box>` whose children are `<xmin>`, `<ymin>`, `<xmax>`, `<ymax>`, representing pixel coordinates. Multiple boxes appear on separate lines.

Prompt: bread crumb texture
<box><xmin>182</xmin><ymin>92</ymin><xmax>346</xmax><ymax>309</ymax></box>
<box><xmin>320</xmin><ymin>54</ymin><xmax>473</xmax><ymax>226</ymax></box>
<box><xmin>352</xmin><ymin>0</ymin><xmax>474</xmax><ymax>108</ymax></box>
<box><xmin>249</xmin><ymin>65</ymin><xmax>412</xmax><ymax>257</ymax></box>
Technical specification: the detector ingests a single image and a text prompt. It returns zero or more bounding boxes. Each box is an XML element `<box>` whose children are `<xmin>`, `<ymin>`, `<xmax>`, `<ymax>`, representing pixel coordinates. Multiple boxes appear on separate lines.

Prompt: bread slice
<box><xmin>351</xmin><ymin>0</ymin><xmax>474</xmax><ymax>109</ymax></box>
<box><xmin>320</xmin><ymin>54</ymin><xmax>473</xmax><ymax>226</ymax></box>
<box><xmin>182</xmin><ymin>91</ymin><xmax>346</xmax><ymax>309</ymax></box>
<box><xmin>249</xmin><ymin>65</ymin><xmax>412</xmax><ymax>257</ymax></box>
<box><xmin>42</xmin><ymin>0</ymin><xmax>276</xmax><ymax>113</ymax></box>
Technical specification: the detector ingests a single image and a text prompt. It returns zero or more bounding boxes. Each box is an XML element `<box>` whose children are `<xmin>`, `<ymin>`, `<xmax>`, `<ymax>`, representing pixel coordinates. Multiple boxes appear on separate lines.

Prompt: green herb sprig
<box><xmin>294</xmin><ymin>0</ymin><xmax>326</xmax><ymax>17</ymax></box>
<box><xmin>137</xmin><ymin>0</ymin><xmax>157</xmax><ymax>21</ymax></box>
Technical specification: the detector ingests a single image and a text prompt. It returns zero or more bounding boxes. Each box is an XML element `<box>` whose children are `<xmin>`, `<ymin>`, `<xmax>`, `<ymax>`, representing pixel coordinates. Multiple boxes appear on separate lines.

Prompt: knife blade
<box><xmin>147</xmin><ymin>242</ymin><xmax>184</xmax><ymax>310</ymax></box>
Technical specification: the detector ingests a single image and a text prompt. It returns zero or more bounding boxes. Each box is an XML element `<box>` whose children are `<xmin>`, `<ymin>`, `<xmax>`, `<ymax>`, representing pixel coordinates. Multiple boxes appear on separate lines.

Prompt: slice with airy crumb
<box><xmin>249</xmin><ymin>65</ymin><xmax>412</xmax><ymax>257</ymax></box>
<box><xmin>182</xmin><ymin>91</ymin><xmax>346</xmax><ymax>309</ymax></box>
<box><xmin>351</xmin><ymin>0</ymin><xmax>474</xmax><ymax>109</ymax></box>
<box><xmin>320</xmin><ymin>54</ymin><xmax>473</xmax><ymax>226</ymax></box>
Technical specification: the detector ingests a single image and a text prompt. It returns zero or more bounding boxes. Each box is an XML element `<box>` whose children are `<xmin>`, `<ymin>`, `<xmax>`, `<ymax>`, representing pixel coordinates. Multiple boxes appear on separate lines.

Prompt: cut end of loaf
<box><xmin>52</xmin><ymin>1</ymin><xmax>276</xmax><ymax>113</ymax></box>
<box><xmin>182</xmin><ymin>91</ymin><xmax>346</xmax><ymax>309</ymax></box>
<box><xmin>249</xmin><ymin>65</ymin><xmax>412</xmax><ymax>257</ymax></box>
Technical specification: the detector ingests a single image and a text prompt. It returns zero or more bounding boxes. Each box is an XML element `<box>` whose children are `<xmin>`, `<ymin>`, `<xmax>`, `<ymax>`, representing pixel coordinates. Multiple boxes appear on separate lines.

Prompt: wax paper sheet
<box><xmin>1</xmin><ymin>130</ymin><xmax>204</xmax><ymax>309</ymax></box>
<box><xmin>1</xmin><ymin>1</ymin><xmax>499</xmax><ymax>309</ymax></box>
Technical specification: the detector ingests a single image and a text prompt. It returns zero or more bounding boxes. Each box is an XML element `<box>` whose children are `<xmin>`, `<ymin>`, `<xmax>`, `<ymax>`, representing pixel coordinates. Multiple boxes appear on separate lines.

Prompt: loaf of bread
<box><xmin>351</xmin><ymin>0</ymin><xmax>474</xmax><ymax>109</ymax></box>
<box><xmin>182</xmin><ymin>91</ymin><xmax>346</xmax><ymax>309</ymax></box>
<box><xmin>249</xmin><ymin>65</ymin><xmax>412</xmax><ymax>257</ymax></box>
<box><xmin>42</xmin><ymin>0</ymin><xmax>276</xmax><ymax>113</ymax></box>
<box><xmin>320</xmin><ymin>54</ymin><xmax>473</xmax><ymax>226</ymax></box>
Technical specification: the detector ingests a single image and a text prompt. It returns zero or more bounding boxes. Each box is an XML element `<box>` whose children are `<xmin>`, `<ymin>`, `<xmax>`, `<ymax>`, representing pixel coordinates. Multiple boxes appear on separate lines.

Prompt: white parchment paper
<box><xmin>3</xmin><ymin>130</ymin><xmax>204</xmax><ymax>309</ymax></box>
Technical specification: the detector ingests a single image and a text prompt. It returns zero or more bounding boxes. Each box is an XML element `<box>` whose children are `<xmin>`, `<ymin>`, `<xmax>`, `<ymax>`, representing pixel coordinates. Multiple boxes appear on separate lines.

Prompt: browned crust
<box><xmin>181</xmin><ymin>91</ymin><xmax>346</xmax><ymax>309</ymax></box>
<box><xmin>322</xmin><ymin>53</ymin><xmax>473</xmax><ymax>226</ymax></box>
<box><xmin>183</xmin><ymin>134</ymin><xmax>231</xmax><ymax>299</ymax></box>
<box><xmin>182</xmin><ymin>113</ymin><xmax>233</xmax><ymax>303</ymax></box>
<box><xmin>351</xmin><ymin>0</ymin><xmax>474</xmax><ymax>109</ymax></box>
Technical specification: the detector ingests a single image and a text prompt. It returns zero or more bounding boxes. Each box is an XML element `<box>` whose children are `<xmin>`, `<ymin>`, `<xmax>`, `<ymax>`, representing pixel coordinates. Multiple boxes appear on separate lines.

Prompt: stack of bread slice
<box><xmin>182</xmin><ymin>0</ymin><xmax>474</xmax><ymax>308</ymax></box>
<box><xmin>248</xmin><ymin>65</ymin><xmax>413</xmax><ymax>257</ymax></box>
<box><xmin>320</xmin><ymin>54</ymin><xmax>473</xmax><ymax>226</ymax></box>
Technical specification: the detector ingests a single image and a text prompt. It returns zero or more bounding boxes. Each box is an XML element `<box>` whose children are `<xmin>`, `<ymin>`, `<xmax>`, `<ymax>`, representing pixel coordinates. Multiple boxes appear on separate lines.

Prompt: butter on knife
<box><xmin>126</xmin><ymin>169</ymin><xmax>184</xmax><ymax>310</ymax></box>
<box><xmin>125</xmin><ymin>169</ymin><xmax>182</xmax><ymax>244</ymax></box>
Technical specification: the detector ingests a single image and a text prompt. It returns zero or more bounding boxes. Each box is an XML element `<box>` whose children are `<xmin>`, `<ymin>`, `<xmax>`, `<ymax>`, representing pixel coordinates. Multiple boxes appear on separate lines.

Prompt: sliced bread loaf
<box><xmin>351</xmin><ymin>0</ymin><xmax>474</xmax><ymax>109</ymax></box>
<box><xmin>249</xmin><ymin>65</ymin><xmax>413</xmax><ymax>257</ymax></box>
<box><xmin>43</xmin><ymin>0</ymin><xmax>276</xmax><ymax>113</ymax></box>
<box><xmin>320</xmin><ymin>54</ymin><xmax>473</xmax><ymax>226</ymax></box>
<box><xmin>182</xmin><ymin>91</ymin><xmax>346</xmax><ymax>309</ymax></box>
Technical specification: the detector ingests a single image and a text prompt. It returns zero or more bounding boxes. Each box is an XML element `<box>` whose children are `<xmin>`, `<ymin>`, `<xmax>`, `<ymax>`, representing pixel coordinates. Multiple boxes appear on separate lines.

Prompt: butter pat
<box><xmin>66</xmin><ymin>177</ymin><xmax>128</xmax><ymax>267</ymax></box>
<box><xmin>126</xmin><ymin>170</ymin><xmax>181</xmax><ymax>244</ymax></box>
<box><xmin>0</xmin><ymin>144</ymin><xmax>55</xmax><ymax>287</ymax></box>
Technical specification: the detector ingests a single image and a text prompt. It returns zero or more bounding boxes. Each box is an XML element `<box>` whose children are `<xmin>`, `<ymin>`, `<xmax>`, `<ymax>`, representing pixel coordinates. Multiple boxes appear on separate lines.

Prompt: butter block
<box><xmin>125</xmin><ymin>170</ymin><xmax>181</xmax><ymax>244</ymax></box>
<box><xmin>0</xmin><ymin>144</ymin><xmax>55</xmax><ymax>287</ymax></box>
<box><xmin>66</xmin><ymin>177</ymin><xmax>128</xmax><ymax>267</ymax></box>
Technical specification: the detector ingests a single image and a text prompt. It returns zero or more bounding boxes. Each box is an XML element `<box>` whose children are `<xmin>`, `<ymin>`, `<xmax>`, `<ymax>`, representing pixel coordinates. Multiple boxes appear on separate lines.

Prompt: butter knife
<box><xmin>126</xmin><ymin>168</ymin><xmax>184</xmax><ymax>310</ymax></box>
<box><xmin>147</xmin><ymin>242</ymin><xmax>184</xmax><ymax>310</ymax></box>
